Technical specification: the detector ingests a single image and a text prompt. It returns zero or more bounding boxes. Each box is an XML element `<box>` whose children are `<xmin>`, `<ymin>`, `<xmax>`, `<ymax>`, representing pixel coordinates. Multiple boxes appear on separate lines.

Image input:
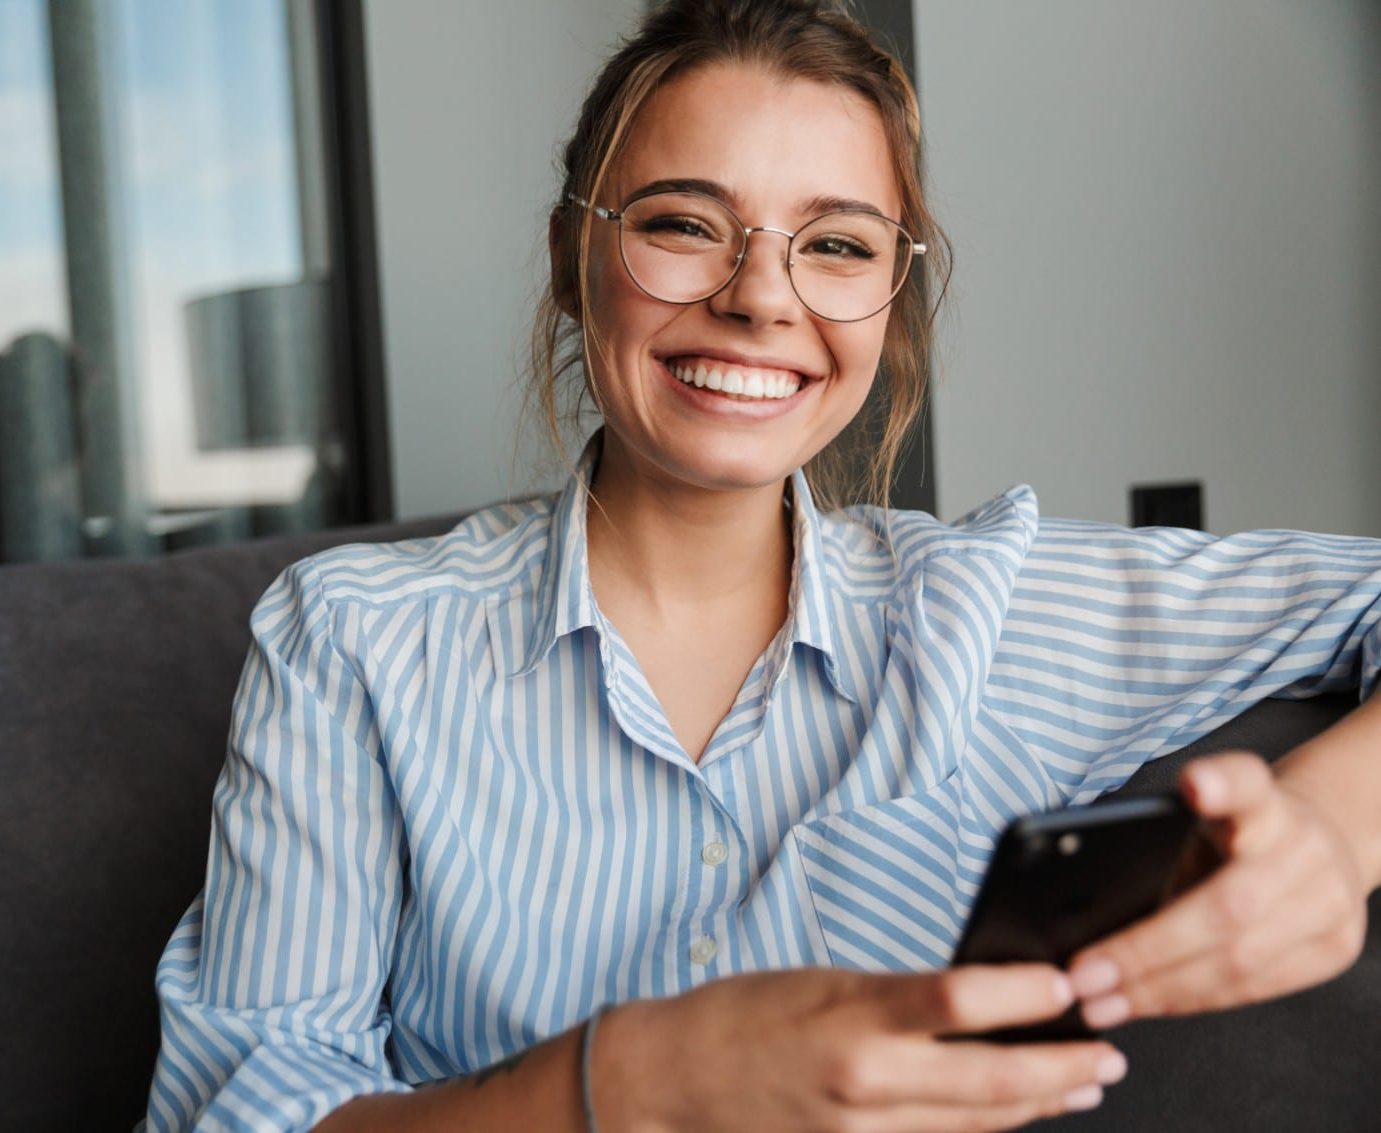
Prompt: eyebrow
<box><xmin>624</xmin><ymin>178</ymin><xmax>891</xmax><ymax>220</ymax></box>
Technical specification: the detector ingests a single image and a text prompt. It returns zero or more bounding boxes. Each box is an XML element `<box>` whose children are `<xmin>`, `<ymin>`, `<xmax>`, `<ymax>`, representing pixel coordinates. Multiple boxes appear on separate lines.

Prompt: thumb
<box><xmin>1179</xmin><ymin>751</ymin><xmax>1283</xmax><ymax>856</ymax></box>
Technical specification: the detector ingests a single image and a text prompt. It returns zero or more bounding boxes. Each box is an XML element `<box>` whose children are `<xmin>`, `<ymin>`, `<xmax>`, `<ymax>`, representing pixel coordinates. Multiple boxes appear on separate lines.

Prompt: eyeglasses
<box><xmin>567</xmin><ymin>190</ymin><xmax>925</xmax><ymax>323</ymax></box>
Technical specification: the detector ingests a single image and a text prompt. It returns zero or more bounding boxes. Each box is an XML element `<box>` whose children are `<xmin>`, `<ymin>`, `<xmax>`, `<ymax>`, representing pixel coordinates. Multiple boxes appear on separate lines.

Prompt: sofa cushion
<box><xmin>0</xmin><ymin>516</ymin><xmax>459</xmax><ymax>1131</ymax></box>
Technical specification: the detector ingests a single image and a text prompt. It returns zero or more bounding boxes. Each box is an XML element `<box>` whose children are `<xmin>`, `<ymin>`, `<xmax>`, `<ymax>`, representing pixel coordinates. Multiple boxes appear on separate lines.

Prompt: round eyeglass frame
<box><xmin>566</xmin><ymin>190</ymin><xmax>927</xmax><ymax>323</ymax></box>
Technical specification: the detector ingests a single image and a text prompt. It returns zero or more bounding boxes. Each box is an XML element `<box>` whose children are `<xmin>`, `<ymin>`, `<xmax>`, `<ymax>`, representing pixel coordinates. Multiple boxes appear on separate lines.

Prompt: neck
<box><xmin>585</xmin><ymin>435</ymin><xmax>794</xmax><ymax>617</ymax></box>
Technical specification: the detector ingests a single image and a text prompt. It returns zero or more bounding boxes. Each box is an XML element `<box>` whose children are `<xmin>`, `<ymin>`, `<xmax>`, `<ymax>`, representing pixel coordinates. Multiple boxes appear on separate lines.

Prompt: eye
<box><xmin>800</xmin><ymin>233</ymin><xmax>876</xmax><ymax>260</ymax></box>
<box><xmin>622</xmin><ymin>191</ymin><xmax>738</xmax><ymax>249</ymax></box>
<box><xmin>635</xmin><ymin>213</ymin><xmax>717</xmax><ymax>240</ymax></box>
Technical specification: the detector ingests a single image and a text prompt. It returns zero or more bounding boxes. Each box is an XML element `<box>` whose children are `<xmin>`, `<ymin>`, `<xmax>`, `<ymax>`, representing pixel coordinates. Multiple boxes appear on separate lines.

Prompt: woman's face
<box><xmin>578</xmin><ymin>61</ymin><xmax>901</xmax><ymax>496</ymax></box>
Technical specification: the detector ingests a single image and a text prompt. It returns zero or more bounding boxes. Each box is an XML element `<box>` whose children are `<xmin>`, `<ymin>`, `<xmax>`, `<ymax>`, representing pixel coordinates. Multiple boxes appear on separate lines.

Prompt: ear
<box><xmin>548</xmin><ymin>208</ymin><xmax>580</xmax><ymax>320</ymax></box>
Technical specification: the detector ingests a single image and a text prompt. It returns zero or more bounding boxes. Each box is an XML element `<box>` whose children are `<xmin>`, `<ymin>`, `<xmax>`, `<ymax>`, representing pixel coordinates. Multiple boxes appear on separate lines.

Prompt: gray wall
<box><xmin>365</xmin><ymin>2</ymin><xmax>1381</xmax><ymax>534</ymax></box>
<box><xmin>363</xmin><ymin>0</ymin><xmax>643</xmax><ymax>518</ymax></box>
<box><xmin>915</xmin><ymin>0</ymin><xmax>1381</xmax><ymax>535</ymax></box>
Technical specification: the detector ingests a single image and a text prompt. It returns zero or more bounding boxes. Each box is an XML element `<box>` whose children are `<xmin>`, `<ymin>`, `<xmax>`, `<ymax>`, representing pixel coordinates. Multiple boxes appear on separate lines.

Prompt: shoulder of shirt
<box><xmin>814</xmin><ymin>484</ymin><xmax>1041</xmax><ymax>594</ymax></box>
<box><xmin>289</xmin><ymin>495</ymin><xmax>559</xmax><ymax>609</ymax></box>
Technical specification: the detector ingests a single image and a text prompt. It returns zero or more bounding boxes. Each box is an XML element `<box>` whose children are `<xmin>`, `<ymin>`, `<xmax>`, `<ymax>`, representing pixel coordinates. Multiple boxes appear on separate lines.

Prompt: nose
<box><xmin>706</xmin><ymin>226</ymin><xmax>802</xmax><ymax>325</ymax></box>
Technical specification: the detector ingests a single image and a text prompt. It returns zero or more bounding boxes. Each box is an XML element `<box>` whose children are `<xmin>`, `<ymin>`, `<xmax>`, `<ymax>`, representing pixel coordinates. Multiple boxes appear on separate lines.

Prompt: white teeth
<box><xmin>667</xmin><ymin>359</ymin><xmax>803</xmax><ymax>401</ymax></box>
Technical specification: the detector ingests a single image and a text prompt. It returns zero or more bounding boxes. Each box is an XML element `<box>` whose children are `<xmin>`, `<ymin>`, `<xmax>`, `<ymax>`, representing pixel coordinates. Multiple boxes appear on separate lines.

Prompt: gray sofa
<box><xmin>1</xmin><ymin>518</ymin><xmax>1376</xmax><ymax>1131</ymax></box>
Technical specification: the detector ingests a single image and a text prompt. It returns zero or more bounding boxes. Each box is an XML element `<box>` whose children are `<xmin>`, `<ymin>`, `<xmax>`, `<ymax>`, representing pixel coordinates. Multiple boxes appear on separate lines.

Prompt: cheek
<box><xmin>828</xmin><ymin>318</ymin><xmax>889</xmax><ymax>384</ymax></box>
<box><xmin>582</xmin><ymin>252</ymin><xmax>678</xmax><ymax>405</ymax></box>
<box><xmin>588</xmin><ymin>250</ymin><xmax>692</xmax><ymax>365</ymax></box>
<box><xmin>586</xmin><ymin>239</ymin><xmax>654</xmax><ymax>338</ymax></box>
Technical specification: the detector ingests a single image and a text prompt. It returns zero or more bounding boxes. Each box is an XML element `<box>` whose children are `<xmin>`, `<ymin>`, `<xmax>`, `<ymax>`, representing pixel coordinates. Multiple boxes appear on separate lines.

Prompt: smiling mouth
<box><xmin>664</xmin><ymin>355</ymin><xmax>804</xmax><ymax>401</ymax></box>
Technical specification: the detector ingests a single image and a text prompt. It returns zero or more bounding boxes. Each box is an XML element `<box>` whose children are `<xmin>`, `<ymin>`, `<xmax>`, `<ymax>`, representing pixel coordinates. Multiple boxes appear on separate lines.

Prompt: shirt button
<box><xmin>690</xmin><ymin>936</ymin><xmax>718</xmax><ymax>966</ymax></box>
<box><xmin>701</xmin><ymin>840</ymin><xmax>728</xmax><ymax>866</ymax></box>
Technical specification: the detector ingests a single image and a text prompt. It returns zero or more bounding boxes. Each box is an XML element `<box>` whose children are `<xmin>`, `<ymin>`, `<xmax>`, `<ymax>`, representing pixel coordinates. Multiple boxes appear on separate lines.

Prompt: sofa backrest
<box><xmin>0</xmin><ymin>515</ymin><xmax>460</xmax><ymax>1131</ymax></box>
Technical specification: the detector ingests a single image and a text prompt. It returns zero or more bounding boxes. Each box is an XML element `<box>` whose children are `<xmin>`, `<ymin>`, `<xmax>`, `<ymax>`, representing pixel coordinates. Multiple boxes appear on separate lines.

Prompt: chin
<box><xmin>666</xmin><ymin>448</ymin><xmax>799</xmax><ymax>493</ymax></box>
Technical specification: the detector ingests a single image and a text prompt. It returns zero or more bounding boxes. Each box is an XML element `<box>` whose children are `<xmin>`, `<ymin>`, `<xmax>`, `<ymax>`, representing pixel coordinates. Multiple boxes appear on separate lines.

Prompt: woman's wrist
<box><xmin>586</xmin><ymin>998</ymin><xmax>679</xmax><ymax>1133</ymax></box>
<box><xmin>1276</xmin><ymin>693</ymin><xmax>1381</xmax><ymax>891</ymax></box>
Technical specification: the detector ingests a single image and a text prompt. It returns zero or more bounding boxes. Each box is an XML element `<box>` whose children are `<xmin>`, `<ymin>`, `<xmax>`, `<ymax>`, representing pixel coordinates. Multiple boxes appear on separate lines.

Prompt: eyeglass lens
<box><xmin>617</xmin><ymin>192</ymin><xmax>913</xmax><ymax>322</ymax></box>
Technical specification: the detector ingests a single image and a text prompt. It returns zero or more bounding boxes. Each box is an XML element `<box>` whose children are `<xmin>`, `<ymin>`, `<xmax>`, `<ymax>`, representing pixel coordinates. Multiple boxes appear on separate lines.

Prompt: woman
<box><xmin>144</xmin><ymin>2</ymin><xmax>1381</xmax><ymax>1131</ymax></box>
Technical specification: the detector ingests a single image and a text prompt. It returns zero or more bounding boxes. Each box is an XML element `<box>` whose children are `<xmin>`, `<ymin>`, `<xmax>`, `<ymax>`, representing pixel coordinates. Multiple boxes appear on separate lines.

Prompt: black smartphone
<box><xmin>951</xmin><ymin>792</ymin><xmax>1200</xmax><ymax>1043</ymax></box>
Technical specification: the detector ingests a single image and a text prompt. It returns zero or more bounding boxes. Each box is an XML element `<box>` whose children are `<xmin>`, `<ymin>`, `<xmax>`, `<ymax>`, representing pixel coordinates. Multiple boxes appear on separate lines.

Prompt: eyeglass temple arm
<box><xmin>567</xmin><ymin>193</ymin><xmax>620</xmax><ymax>222</ymax></box>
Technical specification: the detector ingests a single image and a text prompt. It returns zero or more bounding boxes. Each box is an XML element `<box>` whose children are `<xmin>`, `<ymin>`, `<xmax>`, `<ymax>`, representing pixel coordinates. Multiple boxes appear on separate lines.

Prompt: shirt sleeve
<box><xmin>144</xmin><ymin>558</ymin><xmax>412</xmax><ymax>1132</ymax></box>
<box><xmin>988</xmin><ymin>519</ymin><xmax>1381</xmax><ymax>804</ymax></box>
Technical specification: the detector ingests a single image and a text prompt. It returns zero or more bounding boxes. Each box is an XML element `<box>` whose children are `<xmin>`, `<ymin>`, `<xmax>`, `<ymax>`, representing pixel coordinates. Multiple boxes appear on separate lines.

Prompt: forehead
<box><xmin>607</xmin><ymin>61</ymin><xmax>901</xmax><ymax>220</ymax></box>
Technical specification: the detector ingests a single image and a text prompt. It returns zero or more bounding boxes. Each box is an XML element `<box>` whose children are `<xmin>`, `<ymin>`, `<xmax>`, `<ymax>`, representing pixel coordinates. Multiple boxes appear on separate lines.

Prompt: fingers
<box><xmin>1072</xmin><ymin>752</ymin><xmax>1290</xmax><ymax>987</ymax></box>
<box><xmin>1077</xmin><ymin>870</ymin><xmax>1365</xmax><ymax>1021</ymax></box>
<box><xmin>1113</xmin><ymin>919</ymin><xmax>1363</xmax><ymax>1020</ymax></box>
<box><xmin>828</xmin><ymin>1035</ymin><xmax>1126</xmax><ymax>1108</ymax></box>
<box><xmin>1072</xmin><ymin>831</ymin><xmax>1309</xmax><ymax>999</ymax></box>
<box><xmin>1068</xmin><ymin>752</ymin><xmax>1290</xmax><ymax>1002</ymax></box>
<box><xmin>879</xmin><ymin>964</ymin><xmax>1077</xmax><ymax>1035</ymax></box>
<box><xmin>837</xmin><ymin>968</ymin><xmax>1129</xmax><ymax>1127</ymax></box>
<box><xmin>1069</xmin><ymin>751</ymin><xmax>1367</xmax><ymax>1025</ymax></box>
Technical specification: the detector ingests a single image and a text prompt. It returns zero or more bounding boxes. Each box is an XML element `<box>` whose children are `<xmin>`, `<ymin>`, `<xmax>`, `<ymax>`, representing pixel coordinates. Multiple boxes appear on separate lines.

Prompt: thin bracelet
<box><xmin>581</xmin><ymin>1004</ymin><xmax>611</xmax><ymax>1133</ymax></box>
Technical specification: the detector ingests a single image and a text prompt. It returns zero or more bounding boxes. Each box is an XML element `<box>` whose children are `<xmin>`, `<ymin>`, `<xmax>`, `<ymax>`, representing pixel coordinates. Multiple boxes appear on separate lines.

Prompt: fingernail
<box><xmin>1069</xmin><ymin>958</ymin><xmax>1120</xmax><ymax>998</ymax></box>
<box><xmin>1064</xmin><ymin>1085</ymin><xmax>1104</xmax><ymax>1112</ymax></box>
<box><xmin>1052</xmin><ymin>972</ymin><xmax>1075</xmax><ymax>1008</ymax></box>
<box><xmin>1082</xmin><ymin>994</ymin><xmax>1132</xmax><ymax>1030</ymax></box>
<box><xmin>1097</xmin><ymin>1051</ymin><xmax>1129</xmax><ymax>1085</ymax></box>
<box><xmin>1191</xmin><ymin>767</ymin><xmax>1225</xmax><ymax>808</ymax></box>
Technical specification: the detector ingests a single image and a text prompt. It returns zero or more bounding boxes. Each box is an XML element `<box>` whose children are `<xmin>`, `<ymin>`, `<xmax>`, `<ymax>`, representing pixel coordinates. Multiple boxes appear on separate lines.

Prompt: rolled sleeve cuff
<box><xmin>148</xmin><ymin>1038</ymin><xmax>412</xmax><ymax>1133</ymax></box>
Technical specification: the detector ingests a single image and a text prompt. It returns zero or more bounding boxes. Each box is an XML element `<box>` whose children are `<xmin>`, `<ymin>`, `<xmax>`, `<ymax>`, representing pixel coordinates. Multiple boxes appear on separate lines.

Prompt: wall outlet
<box><xmin>1131</xmin><ymin>482</ymin><xmax>1204</xmax><ymax>530</ymax></box>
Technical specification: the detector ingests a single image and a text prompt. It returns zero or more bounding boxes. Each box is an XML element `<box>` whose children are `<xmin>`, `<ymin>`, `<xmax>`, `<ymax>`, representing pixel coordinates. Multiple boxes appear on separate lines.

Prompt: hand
<box><xmin>593</xmin><ymin>965</ymin><xmax>1129</xmax><ymax>1133</ymax></box>
<box><xmin>1068</xmin><ymin>751</ymin><xmax>1369</xmax><ymax>1028</ymax></box>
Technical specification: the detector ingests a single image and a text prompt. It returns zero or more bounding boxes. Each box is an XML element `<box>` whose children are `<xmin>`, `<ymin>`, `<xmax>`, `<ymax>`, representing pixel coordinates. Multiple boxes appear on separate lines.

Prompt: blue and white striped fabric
<box><xmin>145</xmin><ymin>442</ymin><xmax>1381</xmax><ymax>1132</ymax></box>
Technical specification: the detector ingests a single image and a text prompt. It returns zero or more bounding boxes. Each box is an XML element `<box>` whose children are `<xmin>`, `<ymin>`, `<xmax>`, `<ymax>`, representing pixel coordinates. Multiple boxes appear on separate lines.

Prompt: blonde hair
<box><xmin>529</xmin><ymin>0</ymin><xmax>952</xmax><ymax>512</ymax></box>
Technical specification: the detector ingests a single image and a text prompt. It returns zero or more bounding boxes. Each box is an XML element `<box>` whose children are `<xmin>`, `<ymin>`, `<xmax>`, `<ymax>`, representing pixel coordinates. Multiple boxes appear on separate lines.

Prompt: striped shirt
<box><xmin>145</xmin><ymin>443</ymin><xmax>1381</xmax><ymax>1132</ymax></box>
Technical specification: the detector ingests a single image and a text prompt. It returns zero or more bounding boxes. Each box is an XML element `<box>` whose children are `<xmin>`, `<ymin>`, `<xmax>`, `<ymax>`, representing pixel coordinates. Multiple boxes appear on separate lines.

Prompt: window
<box><xmin>0</xmin><ymin>0</ymin><xmax>385</xmax><ymax>562</ymax></box>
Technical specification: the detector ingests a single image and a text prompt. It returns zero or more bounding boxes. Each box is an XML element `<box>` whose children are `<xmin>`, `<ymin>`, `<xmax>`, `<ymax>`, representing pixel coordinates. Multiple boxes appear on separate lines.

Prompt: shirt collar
<box><xmin>782</xmin><ymin>467</ymin><xmax>857</xmax><ymax>703</ymax></box>
<box><xmin>510</xmin><ymin>435</ymin><xmax>855</xmax><ymax>704</ymax></box>
<box><xmin>511</xmin><ymin>435</ymin><xmax>601</xmax><ymax>676</ymax></box>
